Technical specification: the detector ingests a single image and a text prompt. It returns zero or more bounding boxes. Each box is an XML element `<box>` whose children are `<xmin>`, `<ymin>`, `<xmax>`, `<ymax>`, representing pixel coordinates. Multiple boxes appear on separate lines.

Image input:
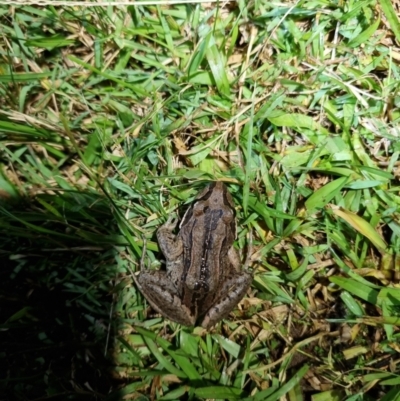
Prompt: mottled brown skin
<box><xmin>134</xmin><ymin>182</ymin><xmax>252</xmax><ymax>329</ymax></box>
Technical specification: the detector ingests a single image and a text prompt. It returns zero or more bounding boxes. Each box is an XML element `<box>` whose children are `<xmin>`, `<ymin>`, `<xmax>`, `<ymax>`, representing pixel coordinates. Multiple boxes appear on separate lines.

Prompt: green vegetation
<box><xmin>1</xmin><ymin>1</ymin><xmax>400</xmax><ymax>400</ymax></box>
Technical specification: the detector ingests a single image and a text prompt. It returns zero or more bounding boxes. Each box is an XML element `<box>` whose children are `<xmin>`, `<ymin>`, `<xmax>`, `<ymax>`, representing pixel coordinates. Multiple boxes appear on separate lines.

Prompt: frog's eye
<box><xmin>222</xmin><ymin>208</ymin><xmax>234</xmax><ymax>223</ymax></box>
<box><xmin>192</xmin><ymin>202</ymin><xmax>206</xmax><ymax>216</ymax></box>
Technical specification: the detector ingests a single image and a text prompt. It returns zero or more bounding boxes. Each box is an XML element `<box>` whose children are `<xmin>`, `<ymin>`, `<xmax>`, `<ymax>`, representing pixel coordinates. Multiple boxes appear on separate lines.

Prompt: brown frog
<box><xmin>134</xmin><ymin>181</ymin><xmax>253</xmax><ymax>329</ymax></box>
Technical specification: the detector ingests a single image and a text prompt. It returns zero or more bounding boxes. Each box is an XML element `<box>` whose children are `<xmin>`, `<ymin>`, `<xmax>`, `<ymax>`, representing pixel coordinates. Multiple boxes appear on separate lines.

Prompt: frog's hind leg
<box><xmin>134</xmin><ymin>270</ymin><xmax>196</xmax><ymax>327</ymax></box>
<box><xmin>200</xmin><ymin>272</ymin><xmax>253</xmax><ymax>329</ymax></box>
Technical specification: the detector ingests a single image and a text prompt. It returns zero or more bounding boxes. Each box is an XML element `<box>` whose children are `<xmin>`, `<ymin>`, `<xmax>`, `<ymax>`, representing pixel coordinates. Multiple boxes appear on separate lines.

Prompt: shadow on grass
<box><xmin>0</xmin><ymin>191</ymin><xmax>136</xmax><ymax>400</ymax></box>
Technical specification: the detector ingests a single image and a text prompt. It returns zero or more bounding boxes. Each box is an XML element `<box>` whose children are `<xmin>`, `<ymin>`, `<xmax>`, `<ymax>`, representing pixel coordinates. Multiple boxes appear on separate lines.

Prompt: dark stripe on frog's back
<box><xmin>180</xmin><ymin>218</ymin><xmax>194</xmax><ymax>288</ymax></box>
<box><xmin>180</xmin><ymin>213</ymin><xmax>205</xmax><ymax>316</ymax></box>
<box><xmin>195</xmin><ymin>206</ymin><xmax>224</xmax><ymax>284</ymax></box>
<box><xmin>181</xmin><ymin>182</ymin><xmax>234</xmax><ymax>276</ymax></box>
<box><xmin>184</xmin><ymin>207</ymin><xmax>226</xmax><ymax>319</ymax></box>
<box><xmin>197</xmin><ymin>227</ymin><xmax>232</xmax><ymax>317</ymax></box>
<box><xmin>201</xmin><ymin>207</ymin><xmax>223</xmax><ymax>283</ymax></box>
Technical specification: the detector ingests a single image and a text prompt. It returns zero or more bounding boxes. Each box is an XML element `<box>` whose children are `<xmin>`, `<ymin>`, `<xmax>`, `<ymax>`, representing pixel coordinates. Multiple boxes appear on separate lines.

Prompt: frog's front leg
<box><xmin>200</xmin><ymin>271</ymin><xmax>253</xmax><ymax>329</ymax></box>
<box><xmin>157</xmin><ymin>216</ymin><xmax>186</xmax><ymax>287</ymax></box>
<box><xmin>134</xmin><ymin>270</ymin><xmax>196</xmax><ymax>326</ymax></box>
<box><xmin>157</xmin><ymin>216</ymin><xmax>184</xmax><ymax>261</ymax></box>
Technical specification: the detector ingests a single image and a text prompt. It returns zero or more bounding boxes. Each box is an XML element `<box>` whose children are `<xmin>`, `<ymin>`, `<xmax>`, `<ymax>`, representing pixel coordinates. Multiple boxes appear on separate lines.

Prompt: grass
<box><xmin>1</xmin><ymin>0</ymin><xmax>400</xmax><ymax>400</ymax></box>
